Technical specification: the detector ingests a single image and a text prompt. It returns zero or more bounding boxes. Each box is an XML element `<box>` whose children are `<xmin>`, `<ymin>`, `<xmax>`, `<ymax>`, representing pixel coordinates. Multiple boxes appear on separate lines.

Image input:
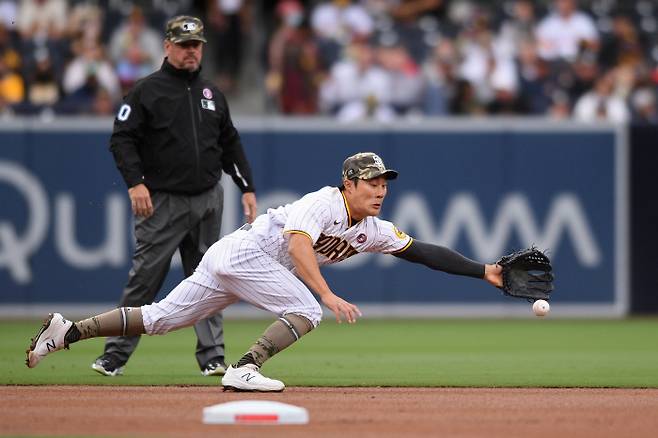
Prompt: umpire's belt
<box><xmin>239</xmin><ymin>223</ymin><xmax>252</xmax><ymax>231</ymax></box>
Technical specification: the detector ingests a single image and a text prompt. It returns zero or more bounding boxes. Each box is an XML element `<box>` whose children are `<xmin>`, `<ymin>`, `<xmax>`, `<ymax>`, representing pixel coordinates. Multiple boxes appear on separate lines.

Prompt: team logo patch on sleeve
<box><xmin>356</xmin><ymin>233</ymin><xmax>367</xmax><ymax>243</ymax></box>
<box><xmin>393</xmin><ymin>226</ymin><xmax>407</xmax><ymax>239</ymax></box>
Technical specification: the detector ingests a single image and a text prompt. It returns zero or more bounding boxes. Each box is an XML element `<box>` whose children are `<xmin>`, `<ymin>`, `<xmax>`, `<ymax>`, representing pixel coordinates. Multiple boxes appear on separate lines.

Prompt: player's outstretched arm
<box><xmin>483</xmin><ymin>263</ymin><xmax>503</xmax><ymax>288</ymax></box>
<box><xmin>287</xmin><ymin>233</ymin><xmax>361</xmax><ymax>323</ymax></box>
<box><xmin>394</xmin><ymin>240</ymin><xmax>500</xmax><ymax>287</ymax></box>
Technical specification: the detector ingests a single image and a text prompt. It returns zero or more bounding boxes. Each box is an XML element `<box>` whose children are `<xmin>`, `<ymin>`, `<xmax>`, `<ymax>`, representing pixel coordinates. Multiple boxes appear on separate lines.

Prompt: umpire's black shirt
<box><xmin>110</xmin><ymin>58</ymin><xmax>255</xmax><ymax>195</ymax></box>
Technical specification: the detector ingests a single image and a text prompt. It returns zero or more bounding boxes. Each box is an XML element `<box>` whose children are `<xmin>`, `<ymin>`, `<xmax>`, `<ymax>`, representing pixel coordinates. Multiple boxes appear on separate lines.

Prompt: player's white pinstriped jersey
<box><xmin>246</xmin><ymin>186</ymin><xmax>413</xmax><ymax>271</ymax></box>
<box><xmin>142</xmin><ymin>185</ymin><xmax>414</xmax><ymax>333</ymax></box>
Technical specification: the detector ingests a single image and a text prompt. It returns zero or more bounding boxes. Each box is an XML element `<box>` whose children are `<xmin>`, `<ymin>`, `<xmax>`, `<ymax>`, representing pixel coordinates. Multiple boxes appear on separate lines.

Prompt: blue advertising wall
<box><xmin>0</xmin><ymin>119</ymin><xmax>627</xmax><ymax>316</ymax></box>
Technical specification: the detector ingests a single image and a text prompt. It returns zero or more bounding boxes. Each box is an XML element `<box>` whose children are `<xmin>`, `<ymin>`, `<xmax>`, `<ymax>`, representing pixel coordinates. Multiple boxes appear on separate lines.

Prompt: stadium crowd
<box><xmin>1</xmin><ymin>0</ymin><xmax>657</xmax><ymax>123</ymax></box>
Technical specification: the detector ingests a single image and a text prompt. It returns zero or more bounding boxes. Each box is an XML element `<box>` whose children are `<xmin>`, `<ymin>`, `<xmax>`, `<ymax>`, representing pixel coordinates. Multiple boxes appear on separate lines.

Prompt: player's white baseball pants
<box><xmin>141</xmin><ymin>229</ymin><xmax>323</xmax><ymax>335</ymax></box>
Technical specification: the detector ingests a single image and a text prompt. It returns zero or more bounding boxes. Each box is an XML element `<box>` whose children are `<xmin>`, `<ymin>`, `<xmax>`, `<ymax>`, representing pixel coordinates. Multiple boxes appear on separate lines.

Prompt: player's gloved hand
<box><xmin>321</xmin><ymin>292</ymin><xmax>362</xmax><ymax>324</ymax></box>
<box><xmin>496</xmin><ymin>246</ymin><xmax>554</xmax><ymax>301</ymax></box>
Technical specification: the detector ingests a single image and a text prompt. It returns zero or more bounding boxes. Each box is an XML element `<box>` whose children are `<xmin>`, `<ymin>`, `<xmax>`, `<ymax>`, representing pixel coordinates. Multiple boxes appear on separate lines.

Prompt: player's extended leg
<box><xmin>197</xmin><ymin>231</ymin><xmax>323</xmax><ymax>392</ymax></box>
<box><xmin>26</xmin><ymin>263</ymin><xmax>237</xmax><ymax>370</ymax></box>
<box><xmin>239</xmin><ymin>314</ymin><xmax>315</xmax><ymax>367</ymax></box>
<box><xmin>221</xmin><ymin>314</ymin><xmax>314</xmax><ymax>392</ymax></box>
<box><xmin>26</xmin><ymin>307</ymin><xmax>145</xmax><ymax>369</ymax></box>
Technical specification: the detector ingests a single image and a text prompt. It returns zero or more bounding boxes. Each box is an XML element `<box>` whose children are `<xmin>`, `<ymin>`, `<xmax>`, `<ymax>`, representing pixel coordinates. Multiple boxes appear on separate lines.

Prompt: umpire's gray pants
<box><xmin>103</xmin><ymin>183</ymin><xmax>225</xmax><ymax>370</ymax></box>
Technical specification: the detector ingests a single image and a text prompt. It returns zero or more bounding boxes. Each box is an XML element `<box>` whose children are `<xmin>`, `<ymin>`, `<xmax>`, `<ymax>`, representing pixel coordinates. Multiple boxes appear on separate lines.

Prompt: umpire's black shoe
<box><xmin>201</xmin><ymin>358</ymin><xmax>227</xmax><ymax>376</ymax></box>
<box><xmin>91</xmin><ymin>354</ymin><xmax>125</xmax><ymax>377</ymax></box>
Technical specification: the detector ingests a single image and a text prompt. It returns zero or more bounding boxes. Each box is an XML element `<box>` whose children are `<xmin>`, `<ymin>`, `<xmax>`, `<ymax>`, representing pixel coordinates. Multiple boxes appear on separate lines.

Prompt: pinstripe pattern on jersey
<box><xmin>141</xmin><ymin>186</ymin><xmax>412</xmax><ymax>335</ymax></box>
<box><xmin>277</xmin><ymin>187</ymin><xmax>412</xmax><ymax>264</ymax></box>
<box><xmin>142</xmin><ymin>275</ymin><xmax>240</xmax><ymax>335</ymax></box>
<box><xmin>284</xmin><ymin>188</ymin><xmax>336</xmax><ymax>244</ymax></box>
<box><xmin>141</xmin><ymin>230</ymin><xmax>324</xmax><ymax>334</ymax></box>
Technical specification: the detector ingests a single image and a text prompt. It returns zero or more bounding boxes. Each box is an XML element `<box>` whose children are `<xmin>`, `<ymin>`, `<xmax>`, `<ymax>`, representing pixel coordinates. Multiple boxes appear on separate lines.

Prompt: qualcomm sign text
<box><xmin>0</xmin><ymin>121</ymin><xmax>625</xmax><ymax>314</ymax></box>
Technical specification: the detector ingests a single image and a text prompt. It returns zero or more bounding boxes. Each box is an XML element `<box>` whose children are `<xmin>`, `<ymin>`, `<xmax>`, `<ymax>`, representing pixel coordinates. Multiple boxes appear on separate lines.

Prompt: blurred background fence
<box><xmin>3</xmin><ymin>117</ymin><xmax>655</xmax><ymax>318</ymax></box>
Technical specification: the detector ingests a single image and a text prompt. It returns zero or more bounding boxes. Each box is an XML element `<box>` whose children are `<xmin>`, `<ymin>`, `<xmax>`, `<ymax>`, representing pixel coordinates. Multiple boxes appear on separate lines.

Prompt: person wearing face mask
<box><xmin>206</xmin><ymin>0</ymin><xmax>251</xmax><ymax>93</ymax></box>
<box><xmin>265</xmin><ymin>0</ymin><xmax>321</xmax><ymax>114</ymax></box>
<box><xmin>90</xmin><ymin>15</ymin><xmax>258</xmax><ymax>379</ymax></box>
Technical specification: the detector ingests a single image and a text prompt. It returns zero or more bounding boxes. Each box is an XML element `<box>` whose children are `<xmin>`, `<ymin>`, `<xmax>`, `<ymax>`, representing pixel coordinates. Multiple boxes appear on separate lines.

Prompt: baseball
<box><xmin>532</xmin><ymin>299</ymin><xmax>550</xmax><ymax>317</ymax></box>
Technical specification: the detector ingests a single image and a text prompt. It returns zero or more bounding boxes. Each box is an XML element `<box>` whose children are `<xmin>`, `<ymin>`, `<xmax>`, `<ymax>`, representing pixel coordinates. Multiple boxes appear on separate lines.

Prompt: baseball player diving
<box><xmin>26</xmin><ymin>152</ymin><xmax>505</xmax><ymax>392</ymax></box>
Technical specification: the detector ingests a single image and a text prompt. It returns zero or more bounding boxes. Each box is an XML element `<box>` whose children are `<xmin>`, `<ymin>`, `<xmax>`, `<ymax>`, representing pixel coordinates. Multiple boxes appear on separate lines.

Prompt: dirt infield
<box><xmin>2</xmin><ymin>386</ymin><xmax>658</xmax><ymax>437</ymax></box>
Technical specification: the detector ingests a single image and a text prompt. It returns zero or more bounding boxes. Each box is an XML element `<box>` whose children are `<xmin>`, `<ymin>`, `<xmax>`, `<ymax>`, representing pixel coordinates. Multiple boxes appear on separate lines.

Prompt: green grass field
<box><xmin>2</xmin><ymin>318</ymin><xmax>657</xmax><ymax>387</ymax></box>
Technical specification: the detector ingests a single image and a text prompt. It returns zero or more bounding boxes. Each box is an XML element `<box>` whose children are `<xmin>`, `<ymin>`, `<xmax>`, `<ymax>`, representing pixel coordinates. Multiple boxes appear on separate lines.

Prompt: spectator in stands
<box><xmin>68</xmin><ymin>1</ymin><xmax>104</xmax><ymax>48</ymax></box>
<box><xmin>206</xmin><ymin>0</ymin><xmax>252</xmax><ymax>93</ymax></box>
<box><xmin>497</xmin><ymin>0</ymin><xmax>537</xmax><ymax>59</ymax></box>
<box><xmin>91</xmin><ymin>87</ymin><xmax>115</xmax><ymax>116</ymax></box>
<box><xmin>377</xmin><ymin>42</ymin><xmax>424</xmax><ymax>116</ymax></box>
<box><xmin>450</xmin><ymin>77</ymin><xmax>484</xmax><ymax>115</ymax></box>
<box><xmin>421</xmin><ymin>37</ymin><xmax>459</xmax><ymax>115</ymax></box>
<box><xmin>0</xmin><ymin>52</ymin><xmax>23</xmax><ymax>112</ymax></box>
<box><xmin>26</xmin><ymin>47</ymin><xmax>58</xmax><ymax>109</ymax></box>
<box><xmin>319</xmin><ymin>40</ymin><xmax>394</xmax><ymax>122</ymax></box>
<box><xmin>108</xmin><ymin>6</ymin><xmax>163</xmax><ymax>94</ymax></box>
<box><xmin>61</xmin><ymin>39</ymin><xmax>120</xmax><ymax>113</ymax></box>
<box><xmin>535</xmin><ymin>0</ymin><xmax>599</xmax><ymax>62</ymax></box>
<box><xmin>565</xmin><ymin>50</ymin><xmax>600</xmax><ymax>102</ymax></box>
<box><xmin>457</xmin><ymin>9</ymin><xmax>515</xmax><ymax>108</ymax></box>
<box><xmin>311</xmin><ymin>0</ymin><xmax>375</xmax><ymax>68</ymax></box>
<box><xmin>487</xmin><ymin>68</ymin><xmax>525</xmax><ymax>114</ymax></box>
<box><xmin>385</xmin><ymin>0</ymin><xmax>446</xmax><ymax>63</ymax></box>
<box><xmin>0</xmin><ymin>22</ymin><xmax>20</xmax><ymax>74</ymax></box>
<box><xmin>0</xmin><ymin>21</ymin><xmax>22</xmax><ymax>111</ymax></box>
<box><xmin>16</xmin><ymin>0</ymin><xmax>69</xmax><ymax>81</ymax></box>
<box><xmin>266</xmin><ymin>0</ymin><xmax>321</xmax><ymax>114</ymax></box>
<box><xmin>547</xmin><ymin>89</ymin><xmax>571</xmax><ymax>119</ymax></box>
<box><xmin>515</xmin><ymin>39</ymin><xmax>553</xmax><ymax>115</ymax></box>
<box><xmin>573</xmin><ymin>71</ymin><xmax>629</xmax><ymax>123</ymax></box>
<box><xmin>598</xmin><ymin>12</ymin><xmax>648</xmax><ymax>70</ymax></box>
<box><xmin>630</xmin><ymin>87</ymin><xmax>658</xmax><ymax>125</ymax></box>
<box><xmin>17</xmin><ymin>0</ymin><xmax>67</xmax><ymax>41</ymax></box>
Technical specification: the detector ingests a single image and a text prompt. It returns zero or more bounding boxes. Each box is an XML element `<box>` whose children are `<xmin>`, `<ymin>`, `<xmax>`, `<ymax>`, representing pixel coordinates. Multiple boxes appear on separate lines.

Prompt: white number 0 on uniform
<box><xmin>117</xmin><ymin>104</ymin><xmax>131</xmax><ymax>121</ymax></box>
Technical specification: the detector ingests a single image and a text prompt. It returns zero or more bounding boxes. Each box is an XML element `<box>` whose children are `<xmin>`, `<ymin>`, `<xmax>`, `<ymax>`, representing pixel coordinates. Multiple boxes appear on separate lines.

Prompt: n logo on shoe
<box><xmin>46</xmin><ymin>340</ymin><xmax>56</xmax><ymax>352</ymax></box>
<box><xmin>241</xmin><ymin>373</ymin><xmax>255</xmax><ymax>382</ymax></box>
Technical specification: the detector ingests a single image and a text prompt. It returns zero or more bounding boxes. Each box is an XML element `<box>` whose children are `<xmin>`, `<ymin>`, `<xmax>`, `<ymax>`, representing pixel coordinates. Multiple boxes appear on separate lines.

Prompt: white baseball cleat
<box><xmin>25</xmin><ymin>313</ymin><xmax>73</xmax><ymax>368</ymax></box>
<box><xmin>221</xmin><ymin>364</ymin><xmax>285</xmax><ymax>392</ymax></box>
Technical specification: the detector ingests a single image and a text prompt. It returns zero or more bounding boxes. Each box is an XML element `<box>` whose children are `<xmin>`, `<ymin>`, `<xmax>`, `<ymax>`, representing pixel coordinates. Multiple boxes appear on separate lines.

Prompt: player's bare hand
<box><xmin>484</xmin><ymin>263</ymin><xmax>503</xmax><ymax>288</ymax></box>
<box><xmin>128</xmin><ymin>184</ymin><xmax>153</xmax><ymax>218</ymax></box>
<box><xmin>321</xmin><ymin>292</ymin><xmax>362</xmax><ymax>324</ymax></box>
<box><xmin>242</xmin><ymin>192</ymin><xmax>257</xmax><ymax>223</ymax></box>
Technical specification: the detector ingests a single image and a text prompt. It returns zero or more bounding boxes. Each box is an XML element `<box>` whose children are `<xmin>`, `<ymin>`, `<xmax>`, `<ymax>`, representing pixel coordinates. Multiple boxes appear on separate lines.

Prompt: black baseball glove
<box><xmin>496</xmin><ymin>247</ymin><xmax>554</xmax><ymax>301</ymax></box>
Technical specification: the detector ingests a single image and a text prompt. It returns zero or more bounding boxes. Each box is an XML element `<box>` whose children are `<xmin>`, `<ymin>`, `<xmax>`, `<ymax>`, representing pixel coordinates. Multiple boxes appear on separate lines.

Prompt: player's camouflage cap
<box><xmin>342</xmin><ymin>152</ymin><xmax>399</xmax><ymax>181</ymax></box>
<box><xmin>165</xmin><ymin>16</ymin><xmax>207</xmax><ymax>43</ymax></box>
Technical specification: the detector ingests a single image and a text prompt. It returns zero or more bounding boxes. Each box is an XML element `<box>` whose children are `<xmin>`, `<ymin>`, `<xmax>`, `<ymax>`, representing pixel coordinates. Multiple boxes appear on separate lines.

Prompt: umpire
<box><xmin>94</xmin><ymin>15</ymin><xmax>257</xmax><ymax>377</ymax></box>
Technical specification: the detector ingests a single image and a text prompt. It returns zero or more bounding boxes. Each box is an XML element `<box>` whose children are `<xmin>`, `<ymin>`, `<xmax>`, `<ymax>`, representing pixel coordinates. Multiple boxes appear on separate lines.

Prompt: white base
<box><xmin>203</xmin><ymin>400</ymin><xmax>309</xmax><ymax>425</ymax></box>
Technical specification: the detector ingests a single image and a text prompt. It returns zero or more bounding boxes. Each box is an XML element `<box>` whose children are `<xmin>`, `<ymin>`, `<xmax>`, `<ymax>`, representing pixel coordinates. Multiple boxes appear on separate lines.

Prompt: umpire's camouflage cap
<box><xmin>165</xmin><ymin>16</ymin><xmax>207</xmax><ymax>43</ymax></box>
<box><xmin>342</xmin><ymin>152</ymin><xmax>398</xmax><ymax>181</ymax></box>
